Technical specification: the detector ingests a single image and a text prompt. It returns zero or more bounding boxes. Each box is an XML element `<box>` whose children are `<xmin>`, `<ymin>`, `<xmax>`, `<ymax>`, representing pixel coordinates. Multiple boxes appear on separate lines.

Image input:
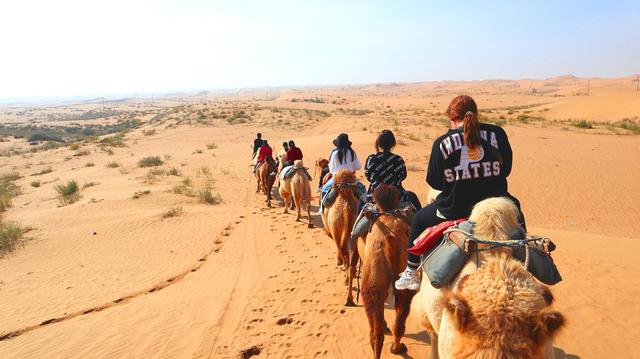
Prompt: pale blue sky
<box><xmin>0</xmin><ymin>0</ymin><xmax>638</xmax><ymax>98</ymax></box>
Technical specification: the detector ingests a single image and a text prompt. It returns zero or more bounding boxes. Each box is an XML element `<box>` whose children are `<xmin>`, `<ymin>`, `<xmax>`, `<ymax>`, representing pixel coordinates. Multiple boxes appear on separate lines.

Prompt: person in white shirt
<box><xmin>328</xmin><ymin>133</ymin><xmax>362</xmax><ymax>174</ymax></box>
<box><xmin>319</xmin><ymin>134</ymin><xmax>365</xmax><ymax>213</ymax></box>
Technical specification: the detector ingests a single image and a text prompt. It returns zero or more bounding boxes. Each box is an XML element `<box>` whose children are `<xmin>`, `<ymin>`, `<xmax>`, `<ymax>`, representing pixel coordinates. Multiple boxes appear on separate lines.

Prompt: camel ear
<box><xmin>445</xmin><ymin>295</ymin><xmax>472</xmax><ymax>330</ymax></box>
<box><xmin>532</xmin><ymin>310</ymin><xmax>565</xmax><ymax>342</ymax></box>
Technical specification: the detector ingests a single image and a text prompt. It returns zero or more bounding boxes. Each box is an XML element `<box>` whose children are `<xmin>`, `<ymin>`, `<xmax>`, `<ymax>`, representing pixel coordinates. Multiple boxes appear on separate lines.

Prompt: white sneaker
<box><xmin>395</xmin><ymin>268</ymin><xmax>420</xmax><ymax>291</ymax></box>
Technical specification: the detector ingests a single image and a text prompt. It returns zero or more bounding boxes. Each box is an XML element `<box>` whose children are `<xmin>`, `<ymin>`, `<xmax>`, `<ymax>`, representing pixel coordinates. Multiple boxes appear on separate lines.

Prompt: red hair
<box><xmin>446</xmin><ymin>95</ymin><xmax>480</xmax><ymax>149</ymax></box>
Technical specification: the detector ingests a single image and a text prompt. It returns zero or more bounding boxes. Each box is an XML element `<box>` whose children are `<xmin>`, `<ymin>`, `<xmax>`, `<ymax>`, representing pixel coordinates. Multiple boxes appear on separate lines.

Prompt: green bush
<box><xmin>132</xmin><ymin>190</ymin><xmax>150</xmax><ymax>199</ymax></box>
<box><xmin>198</xmin><ymin>188</ymin><xmax>221</xmax><ymax>205</ymax></box>
<box><xmin>138</xmin><ymin>156</ymin><xmax>163</xmax><ymax>167</ymax></box>
<box><xmin>55</xmin><ymin>180</ymin><xmax>81</xmax><ymax>206</ymax></box>
<box><xmin>162</xmin><ymin>206</ymin><xmax>183</xmax><ymax>218</ymax></box>
<box><xmin>0</xmin><ymin>222</ymin><xmax>30</xmax><ymax>256</ymax></box>
<box><xmin>573</xmin><ymin>119</ymin><xmax>593</xmax><ymax>129</ymax></box>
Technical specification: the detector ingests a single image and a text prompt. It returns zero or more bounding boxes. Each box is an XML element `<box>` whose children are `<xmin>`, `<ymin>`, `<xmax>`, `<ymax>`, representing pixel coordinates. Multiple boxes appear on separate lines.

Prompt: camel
<box><xmin>256</xmin><ymin>160</ymin><xmax>276</xmax><ymax>207</ymax></box>
<box><xmin>409</xmin><ymin>197</ymin><xmax>564</xmax><ymax>358</ymax></box>
<box><xmin>358</xmin><ymin>184</ymin><xmax>415</xmax><ymax>359</ymax></box>
<box><xmin>314</xmin><ymin>157</ymin><xmax>330</xmax><ymax>207</ymax></box>
<box><xmin>321</xmin><ymin>169</ymin><xmax>359</xmax><ymax>306</ymax></box>
<box><xmin>279</xmin><ymin>160</ymin><xmax>313</xmax><ymax>228</ymax></box>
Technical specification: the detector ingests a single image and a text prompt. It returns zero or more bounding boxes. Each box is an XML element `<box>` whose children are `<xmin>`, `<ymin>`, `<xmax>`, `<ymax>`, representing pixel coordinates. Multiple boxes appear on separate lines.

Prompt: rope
<box><xmin>356</xmin><ymin>258</ymin><xmax>362</xmax><ymax>303</ymax></box>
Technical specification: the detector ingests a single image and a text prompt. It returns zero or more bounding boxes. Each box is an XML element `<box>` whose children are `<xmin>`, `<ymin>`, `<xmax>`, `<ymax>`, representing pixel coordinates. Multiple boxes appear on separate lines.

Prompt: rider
<box><xmin>395</xmin><ymin>95</ymin><xmax>525</xmax><ymax>291</ymax></box>
<box><xmin>284</xmin><ymin>140</ymin><xmax>303</xmax><ymax>167</ymax></box>
<box><xmin>364</xmin><ymin>129</ymin><xmax>421</xmax><ymax>210</ymax></box>
<box><xmin>319</xmin><ymin>133</ymin><xmax>364</xmax><ymax>210</ymax></box>
<box><xmin>255</xmin><ymin>140</ymin><xmax>276</xmax><ymax>175</ymax></box>
<box><xmin>276</xmin><ymin>141</ymin><xmax>289</xmax><ymax>171</ymax></box>
<box><xmin>252</xmin><ymin>133</ymin><xmax>264</xmax><ymax>157</ymax></box>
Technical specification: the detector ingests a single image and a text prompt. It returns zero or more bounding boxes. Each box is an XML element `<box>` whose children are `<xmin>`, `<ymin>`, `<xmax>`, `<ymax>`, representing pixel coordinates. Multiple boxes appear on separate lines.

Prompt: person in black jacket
<box><xmin>252</xmin><ymin>133</ymin><xmax>263</xmax><ymax>157</ymax></box>
<box><xmin>364</xmin><ymin>130</ymin><xmax>421</xmax><ymax>210</ymax></box>
<box><xmin>395</xmin><ymin>95</ymin><xmax>525</xmax><ymax>291</ymax></box>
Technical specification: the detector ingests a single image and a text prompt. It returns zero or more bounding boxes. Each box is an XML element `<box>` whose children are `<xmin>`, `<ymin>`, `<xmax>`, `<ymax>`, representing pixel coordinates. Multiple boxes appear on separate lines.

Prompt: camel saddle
<box><xmin>351</xmin><ymin>201</ymin><xmax>414</xmax><ymax>240</ymax></box>
<box><xmin>280</xmin><ymin>165</ymin><xmax>312</xmax><ymax>180</ymax></box>
<box><xmin>422</xmin><ymin>221</ymin><xmax>561</xmax><ymax>289</ymax></box>
<box><xmin>322</xmin><ymin>182</ymin><xmax>365</xmax><ymax>209</ymax></box>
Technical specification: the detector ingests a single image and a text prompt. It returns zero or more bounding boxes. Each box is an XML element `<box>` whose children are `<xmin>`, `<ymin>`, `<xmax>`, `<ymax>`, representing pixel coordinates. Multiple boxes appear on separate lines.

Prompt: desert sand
<box><xmin>0</xmin><ymin>75</ymin><xmax>639</xmax><ymax>358</ymax></box>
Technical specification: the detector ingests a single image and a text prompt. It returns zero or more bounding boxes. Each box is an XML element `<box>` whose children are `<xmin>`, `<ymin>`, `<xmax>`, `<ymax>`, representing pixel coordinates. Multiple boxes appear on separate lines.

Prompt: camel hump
<box><xmin>294</xmin><ymin>160</ymin><xmax>304</xmax><ymax>168</ymax></box>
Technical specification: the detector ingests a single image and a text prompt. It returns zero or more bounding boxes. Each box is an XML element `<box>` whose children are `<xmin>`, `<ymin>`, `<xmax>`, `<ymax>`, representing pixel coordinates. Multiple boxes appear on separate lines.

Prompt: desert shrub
<box><xmin>1</xmin><ymin>172</ymin><xmax>22</xmax><ymax>182</ymax></box>
<box><xmin>85</xmin><ymin>162</ymin><xmax>95</xmax><ymax>167</ymax></box>
<box><xmin>106</xmin><ymin>161</ymin><xmax>120</xmax><ymax>168</ymax></box>
<box><xmin>167</xmin><ymin>167</ymin><xmax>181</xmax><ymax>176</ymax></box>
<box><xmin>198</xmin><ymin>188</ymin><xmax>221</xmax><ymax>205</ymax></box>
<box><xmin>99</xmin><ymin>133</ymin><xmax>126</xmax><ymax>147</ymax></box>
<box><xmin>0</xmin><ymin>174</ymin><xmax>22</xmax><ymax>212</ymax></box>
<box><xmin>132</xmin><ymin>190</ymin><xmax>150</xmax><ymax>199</ymax></box>
<box><xmin>138</xmin><ymin>156</ymin><xmax>163</xmax><ymax>167</ymax></box>
<box><xmin>206</xmin><ymin>142</ymin><xmax>217</xmax><ymax>150</ymax></box>
<box><xmin>573</xmin><ymin>119</ymin><xmax>593</xmax><ymax>129</ymax></box>
<box><xmin>162</xmin><ymin>206</ymin><xmax>183</xmax><ymax>218</ymax></box>
<box><xmin>74</xmin><ymin>149</ymin><xmax>90</xmax><ymax>156</ymax></box>
<box><xmin>148</xmin><ymin>168</ymin><xmax>166</xmax><ymax>176</ymax></box>
<box><xmin>69</xmin><ymin>143</ymin><xmax>80</xmax><ymax>150</ymax></box>
<box><xmin>143</xmin><ymin>129</ymin><xmax>156</xmax><ymax>136</ymax></box>
<box><xmin>82</xmin><ymin>182</ymin><xmax>98</xmax><ymax>188</ymax></box>
<box><xmin>31</xmin><ymin>180</ymin><xmax>41</xmax><ymax>187</ymax></box>
<box><xmin>494</xmin><ymin>119</ymin><xmax>507</xmax><ymax>127</ymax></box>
<box><xmin>27</xmin><ymin>132</ymin><xmax>63</xmax><ymax>143</ymax></box>
<box><xmin>0</xmin><ymin>222</ymin><xmax>31</xmax><ymax>256</ymax></box>
<box><xmin>194</xmin><ymin>149</ymin><xmax>203</xmax><ymax>154</ymax></box>
<box><xmin>613</xmin><ymin>118</ymin><xmax>640</xmax><ymax>134</ymax></box>
<box><xmin>172</xmin><ymin>177</ymin><xmax>194</xmax><ymax>196</ymax></box>
<box><xmin>55</xmin><ymin>180</ymin><xmax>81</xmax><ymax>206</ymax></box>
<box><xmin>198</xmin><ymin>166</ymin><xmax>211</xmax><ymax>176</ymax></box>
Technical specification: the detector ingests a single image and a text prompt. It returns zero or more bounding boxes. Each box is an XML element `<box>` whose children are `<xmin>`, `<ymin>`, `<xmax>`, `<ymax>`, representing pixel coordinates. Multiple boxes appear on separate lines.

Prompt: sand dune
<box><xmin>0</xmin><ymin>78</ymin><xmax>639</xmax><ymax>358</ymax></box>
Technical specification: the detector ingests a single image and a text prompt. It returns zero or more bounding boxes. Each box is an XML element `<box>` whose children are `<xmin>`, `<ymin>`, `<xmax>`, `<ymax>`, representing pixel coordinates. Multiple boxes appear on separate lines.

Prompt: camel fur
<box><xmin>257</xmin><ymin>160</ymin><xmax>276</xmax><ymax>207</ymax></box>
<box><xmin>279</xmin><ymin>160</ymin><xmax>313</xmax><ymax>228</ymax></box>
<box><xmin>409</xmin><ymin>197</ymin><xmax>564</xmax><ymax>358</ymax></box>
<box><xmin>359</xmin><ymin>184</ymin><xmax>415</xmax><ymax>359</ymax></box>
<box><xmin>321</xmin><ymin>169</ymin><xmax>359</xmax><ymax>306</ymax></box>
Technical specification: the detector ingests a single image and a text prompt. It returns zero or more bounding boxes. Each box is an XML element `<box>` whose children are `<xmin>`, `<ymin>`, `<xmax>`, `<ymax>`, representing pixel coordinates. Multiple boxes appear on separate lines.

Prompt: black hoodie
<box><xmin>427</xmin><ymin>123</ymin><xmax>517</xmax><ymax>218</ymax></box>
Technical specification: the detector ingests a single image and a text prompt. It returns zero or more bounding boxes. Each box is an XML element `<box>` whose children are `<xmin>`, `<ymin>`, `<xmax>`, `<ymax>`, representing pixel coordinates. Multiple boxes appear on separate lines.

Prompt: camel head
<box><xmin>316</xmin><ymin>158</ymin><xmax>329</xmax><ymax>170</ymax></box>
<box><xmin>373</xmin><ymin>184</ymin><xmax>400</xmax><ymax>212</ymax></box>
<box><xmin>444</xmin><ymin>255</ymin><xmax>565</xmax><ymax>359</ymax></box>
<box><xmin>469</xmin><ymin>197</ymin><xmax>520</xmax><ymax>246</ymax></box>
<box><xmin>333</xmin><ymin>169</ymin><xmax>357</xmax><ymax>197</ymax></box>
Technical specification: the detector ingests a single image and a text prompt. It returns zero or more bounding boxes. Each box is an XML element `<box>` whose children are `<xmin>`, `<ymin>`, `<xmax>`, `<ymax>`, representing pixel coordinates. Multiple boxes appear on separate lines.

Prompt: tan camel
<box><xmin>257</xmin><ymin>160</ymin><xmax>276</xmax><ymax>207</ymax></box>
<box><xmin>410</xmin><ymin>197</ymin><xmax>564</xmax><ymax>359</ymax></box>
<box><xmin>358</xmin><ymin>184</ymin><xmax>415</xmax><ymax>359</ymax></box>
<box><xmin>321</xmin><ymin>169</ymin><xmax>359</xmax><ymax>306</ymax></box>
<box><xmin>279</xmin><ymin>160</ymin><xmax>313</xmax><ymax>228</ymax></box>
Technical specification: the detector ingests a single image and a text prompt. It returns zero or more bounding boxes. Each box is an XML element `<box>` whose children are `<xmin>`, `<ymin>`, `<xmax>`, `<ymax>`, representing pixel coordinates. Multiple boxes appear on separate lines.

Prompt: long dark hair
<box><xmin>375</xmin><ymin>129</ymin><xmax>396</xmax><ymax>154</ymax></box>
<box><xmin>337</xmin><ymin>147</ymin><xmax>355</xmax><ymax>165</ymax></box>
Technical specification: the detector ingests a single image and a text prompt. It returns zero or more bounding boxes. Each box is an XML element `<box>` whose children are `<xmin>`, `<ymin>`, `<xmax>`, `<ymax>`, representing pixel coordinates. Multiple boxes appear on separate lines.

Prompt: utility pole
<box><xmin>635</xmin><ymin>74</ymin><xmax>640</xmax><ymax>92</ymax></box>
<box><xmin>587</xmin><ymin>80</ymin><xmax>590</xmax><ymax>96</ymax></box>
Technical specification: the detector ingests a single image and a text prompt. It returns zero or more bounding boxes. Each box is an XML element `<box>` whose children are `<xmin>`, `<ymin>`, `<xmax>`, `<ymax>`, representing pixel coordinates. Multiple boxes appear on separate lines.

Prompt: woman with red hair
<box><xmin>395</xmin><ymin>95</ymin><xmax>524</xmax><ymax>291</ymax></box>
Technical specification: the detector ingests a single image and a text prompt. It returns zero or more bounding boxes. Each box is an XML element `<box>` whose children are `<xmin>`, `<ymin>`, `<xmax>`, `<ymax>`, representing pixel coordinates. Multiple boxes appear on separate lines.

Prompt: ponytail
<box><xmin>446</xmin><ymin>95</ymin><xmax>481</xmax><ymax>149</ymax></box>
<box><xmin>463</xmin><ymin>110</ymin><xmax>481</xmax><ymax>149</ymax></box>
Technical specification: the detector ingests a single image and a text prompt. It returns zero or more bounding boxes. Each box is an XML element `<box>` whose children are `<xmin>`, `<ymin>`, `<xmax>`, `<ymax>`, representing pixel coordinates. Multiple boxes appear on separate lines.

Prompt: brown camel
<box><xmin>359</xmin><ymin>184</ymin><xmax>415</xmax><ymax>359</ymax></box>
<box><xmin>257</xmin><ymin>160</ymin><xmax>276</xmax><ymax>207</ymax></box>
<box><xmin>321</xmin><ymin>169</ymin><xmax>359</xmax><ymax>306</ymax></box>
<box><xmin>279</xmin><ymin>160</ymin><xmax>313</xmax><ymax>228</ymax></box>
<box><xmin>439</xmin><ymin>254</ymin><xmax>564</xmax><ymax>359</ymax></box>
<box><xmin>409</xmin><ymin>197</ymin><xmax>564</xmax><ymax>358</ymax></box>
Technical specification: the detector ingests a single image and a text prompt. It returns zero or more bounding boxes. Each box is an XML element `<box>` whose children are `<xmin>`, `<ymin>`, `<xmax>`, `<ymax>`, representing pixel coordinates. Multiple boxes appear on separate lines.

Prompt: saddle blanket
<box><xmin>280</xmin><ymin>165</ymin><xmax>312</xmax><ymax>180</ymax></box>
